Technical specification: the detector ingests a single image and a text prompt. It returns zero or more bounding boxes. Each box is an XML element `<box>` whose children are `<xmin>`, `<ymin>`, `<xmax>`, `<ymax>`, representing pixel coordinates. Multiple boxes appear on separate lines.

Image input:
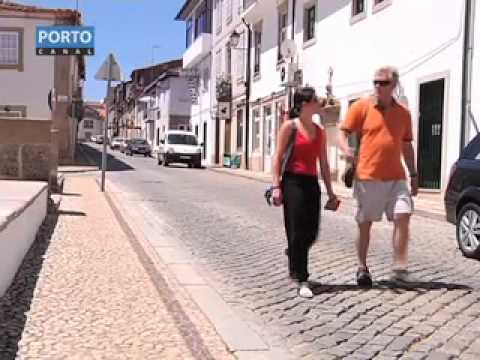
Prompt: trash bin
<box><xmin>223</xmin><ymin>154</ymin><xmax>231</xmax><ymax>167</ymax></box>
<box><xmin>230</xmin><ymin>154</ymin><xmax>241</xmax><ymax>169</ymax></box>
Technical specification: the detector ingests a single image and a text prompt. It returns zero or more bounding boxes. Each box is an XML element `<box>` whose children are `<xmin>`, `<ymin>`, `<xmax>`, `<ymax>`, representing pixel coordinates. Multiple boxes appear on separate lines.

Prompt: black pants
<box><xmin>282</xmin><ymin>172</ymin><xmax>320</xmax><ymax>282</ymax></box>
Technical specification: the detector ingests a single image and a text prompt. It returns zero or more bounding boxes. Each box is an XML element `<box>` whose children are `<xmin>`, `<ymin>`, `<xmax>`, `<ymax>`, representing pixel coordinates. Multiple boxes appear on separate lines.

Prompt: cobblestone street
<box><xmin>85</xmin><ymin>144</ymin><xmax>480</xmax><ymax>360</ymax></box>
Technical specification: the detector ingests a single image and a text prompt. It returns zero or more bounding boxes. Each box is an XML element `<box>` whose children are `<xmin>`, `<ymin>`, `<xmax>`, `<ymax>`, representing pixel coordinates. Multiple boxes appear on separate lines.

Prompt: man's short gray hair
<box><xmin>375</xmin><ymin>66</ymin><xmax>399</xmax><ymax>85</ymax></box>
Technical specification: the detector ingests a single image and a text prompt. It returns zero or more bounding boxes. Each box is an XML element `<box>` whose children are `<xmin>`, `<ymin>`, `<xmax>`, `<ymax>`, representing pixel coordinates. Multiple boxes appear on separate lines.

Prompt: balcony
<box><xmin>183</xmin><ymin>33</ymin><xmax>212</xmax><ymax>69</ymax></box>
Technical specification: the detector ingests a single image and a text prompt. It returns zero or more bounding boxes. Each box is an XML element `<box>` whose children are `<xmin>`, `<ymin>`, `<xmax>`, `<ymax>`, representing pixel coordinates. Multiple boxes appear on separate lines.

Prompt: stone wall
<box><xmin>0</xmin><ymin>118</ymin><xmax>52</xmax><ymax>181</ymax></box>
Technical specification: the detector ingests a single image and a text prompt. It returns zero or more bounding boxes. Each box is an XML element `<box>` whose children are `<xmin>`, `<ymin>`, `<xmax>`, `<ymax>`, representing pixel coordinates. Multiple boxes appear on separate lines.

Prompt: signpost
<box><xmin>95</xmin><ymin>53</ymin><xmax>122</xmax><ymax>192</ymax></box>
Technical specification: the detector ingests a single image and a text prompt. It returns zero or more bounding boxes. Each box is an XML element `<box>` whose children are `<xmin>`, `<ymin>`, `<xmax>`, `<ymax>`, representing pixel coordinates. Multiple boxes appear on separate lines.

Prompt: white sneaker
<box><xmin>298</xmin><ymin>282</ymin><xmax>313</xmax><ymax>298</ymax></box>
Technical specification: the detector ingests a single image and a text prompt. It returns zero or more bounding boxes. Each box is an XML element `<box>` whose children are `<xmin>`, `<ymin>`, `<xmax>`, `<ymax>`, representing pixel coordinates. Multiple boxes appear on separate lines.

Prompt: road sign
<box><xmin>218</xmin><ymin>102</ymin><xmax>231</xmax><ymax>120</ymax></box>
<box><xmin>95</xmin><ymin>53</ymin><xmax>122</xmax><ymax>81</ymax></box>
<box><xmin>95</xmin><ymin>53</ymin><xmax>123</xmax><ymax>192</ymax></box>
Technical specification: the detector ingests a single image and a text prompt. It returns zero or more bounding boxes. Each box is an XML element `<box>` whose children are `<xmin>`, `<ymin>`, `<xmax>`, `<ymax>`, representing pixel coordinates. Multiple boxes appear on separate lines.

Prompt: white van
<box><xmin>157</xmin><ymin>130</ymin><xmax>202</xmax><ymax>168</ymax></box>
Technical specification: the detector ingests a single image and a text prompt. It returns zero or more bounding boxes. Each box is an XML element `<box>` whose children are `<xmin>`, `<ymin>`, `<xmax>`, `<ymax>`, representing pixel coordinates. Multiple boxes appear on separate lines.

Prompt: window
<box><xmin>225</xmin><ymin>46</ymin><xmax>232</xmax><ymax>76</ymax></box>
<box><xmin>168</xmin><ymin>134</ymin><xmax>198</xmax><ymax>145</ymax></box>
<box><xmin>264</xmin><ymin>106</ymin><xmax>273</xmax><ymax>155</ymax></box>
<box><xmin>186</xmin><ymin>19</ymin><xmax>193</xmax><ymax>48</ymax></box>
<box><xmin>202</xmin><ymin>68</ymin><xmax>210</xmax><ymax>92</ymax></box>
<box><xmin>304</xmin><ymin>5</ymin><xmax>315</xmax><ymax>42</ymax></box>
<box><xmin>215</xmin><ymin>49</ymin><xmax>222</xmax><ymax>78</ymax></box>
<box><xmin>226</xmin><ymin>0</ymin><xmax>233</xmax><ymax>23</ymax></box>
<box><xmin>277</xmin><ymin>10</ymin><xmax>288</xmax><ymax>61</ymax></box>
<box><xmin>216</xmin><ymin>0</ymin><xmax>223</xmax><ymax>34</ymax></box>
<box><xmin>352</xmin><ymin>0</ymin><xmax>365</xmax><ymax>17</ymax></box>
<box><xmin>373</xmin><ymin>0</ymin><xmax>392</xmax><ymax>13</ymax></box>
<box><xmin>253</xmin><ymin>108</ymin><xmax>261</xmax><ymax>151</ymax></box>
<box><xmin>236</xmin><ymin>108</ymin><xmax>243</xmax><ymax>150</ymax></box>
<box><xmin>195</xmin><ymin>4</ymin><xmax>211</xmax><ymax>38</ymax></box>
<box><xmin>83</xmin><ymin>120</ymin><xmax>94</xmax><ymax>129</ymax></box>
<box><xmin>254</xmin><ymin>23</ymin><xmax>262</xmax><ymax>76</ymax></box>
<box><xmin>0</xmin><ymin>28</ymin><xmax>23</xmax><ymax>70</ymax></box>
<box><xmin>235</xmin><ymin>32</ymin><xmax>245</xmax><ymax>80</ymax></box>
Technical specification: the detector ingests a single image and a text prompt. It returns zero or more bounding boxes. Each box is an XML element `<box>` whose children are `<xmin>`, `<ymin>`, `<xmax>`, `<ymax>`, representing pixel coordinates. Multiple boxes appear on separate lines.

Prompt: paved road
<box><xmin>83</xmin><ymin>143</ymin><xmax>480</xmax><ymax>360</ymax></box>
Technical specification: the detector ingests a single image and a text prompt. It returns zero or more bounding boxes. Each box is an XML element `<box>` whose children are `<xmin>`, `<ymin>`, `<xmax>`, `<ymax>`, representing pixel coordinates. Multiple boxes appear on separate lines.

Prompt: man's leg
<box><xmin>357</xmin><ymin>221</ymin><xmax>372</xmax><ymax>270</ymax></box>
<box><xmin>392</xmin><ymin>214</ymin><xmax>410</xmax><ymax>270</ymax></box>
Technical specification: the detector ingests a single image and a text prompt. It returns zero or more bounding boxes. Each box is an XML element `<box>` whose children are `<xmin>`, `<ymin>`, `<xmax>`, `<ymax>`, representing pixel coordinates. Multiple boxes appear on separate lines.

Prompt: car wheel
<box><xmin>194</xmin><ymin>161</ymin><xmax>202</xmax><ymax>169</ymax></box>
<box><xmin>457</xmin><ymin>202</ymin><xmax>480</xmax><ymax>259</ymax></box>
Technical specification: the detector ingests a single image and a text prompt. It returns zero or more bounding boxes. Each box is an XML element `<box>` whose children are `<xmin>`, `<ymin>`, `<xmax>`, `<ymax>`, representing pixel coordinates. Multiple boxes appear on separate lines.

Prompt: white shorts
<box><xmin>353</xmin><ymin>180</ymin><xmax>413</xmax><ymax>223</ymax></box>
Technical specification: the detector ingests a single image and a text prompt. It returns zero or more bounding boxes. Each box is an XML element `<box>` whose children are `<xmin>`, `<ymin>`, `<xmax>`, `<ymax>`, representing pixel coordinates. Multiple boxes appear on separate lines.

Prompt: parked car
<box><xmin>119</xmin><ymin>139</ymin><xmax>130</xmax><ymax>153</ymax></box>
<box><xmin>94</xmin><ymin>135</ymin><xmax>104</xmax><ymax>144</ymax></box>
<box><xmin>445</xmin><ymin>133</ymin><xmax>480</xmax><ymax>259</ymax></box>
<box><xmin>125</xmin><ymin>138</ymin><xmax>151</xmax><ymax>157</ymax></box>
<box><xmin>157</xmin><ymin>130</ymin><xmax>202</xmax><ymax>168</ymax></box>
<box><xmin>110</xmin><ymin>137</ymin><xmax>124</xmax><ymax>150</ymax></box>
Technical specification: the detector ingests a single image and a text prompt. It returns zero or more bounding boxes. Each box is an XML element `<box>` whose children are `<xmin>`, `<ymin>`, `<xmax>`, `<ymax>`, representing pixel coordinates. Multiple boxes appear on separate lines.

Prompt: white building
<box><xmin>176</xmin><ymin>0</ymin><xmax>216</xmax><ymax>165</ymax></box>
<box><xmin>78</xmin><ymin>101</ymin><xmax>105</xmax><ymax>141</ymax></box>
<box><xmin>0</xmin><ymin>1</ymin><xmax>85</xmax><ymax>164</ymax></box>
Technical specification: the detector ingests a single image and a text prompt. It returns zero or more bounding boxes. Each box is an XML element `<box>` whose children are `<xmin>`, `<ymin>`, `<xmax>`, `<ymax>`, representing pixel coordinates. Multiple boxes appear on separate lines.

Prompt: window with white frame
<box><xmin>303</xmin><ymin>4</ymin><xmax>315</xmax><ymax>42</ymax></box>
<box><xmin>277</xmin><ymin>9</ymin><xmax>288</xmax><ymax>61</ymax></box>
<box><xmin>352</xmin><ymin>0</ymin><xmax>365</xmax><ymax>17</ymax></box>
<box><xmin>0</xmin><ymin>29</ymin><xmax>22</xmax><ymax>69</ymax></box>
<box><xmin>253</xmin><ymin>108</ymin><xmax>261</xmax><ymax>151</ymax></box>
<box><xmin>83</xmin><ymin>119</ymin><xmax>94</xmax><ymax>129</ymax></box>
<box><xmin>253</xmin><ymin>23</ymin><xmax>262</xmax><ymax>76</ymax></box>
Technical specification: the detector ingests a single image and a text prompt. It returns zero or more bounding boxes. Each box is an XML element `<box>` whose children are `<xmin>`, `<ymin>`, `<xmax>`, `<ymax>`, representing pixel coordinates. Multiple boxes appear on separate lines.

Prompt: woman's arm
<box><xmin>318</xmin><ymin>130</ymin><xmax>335</xmax><ymax>198</ymax></box>
<box><xmin>272</xmin><ymin>119</ymin><xmax>293</xmax><ymax>187</ymax></box>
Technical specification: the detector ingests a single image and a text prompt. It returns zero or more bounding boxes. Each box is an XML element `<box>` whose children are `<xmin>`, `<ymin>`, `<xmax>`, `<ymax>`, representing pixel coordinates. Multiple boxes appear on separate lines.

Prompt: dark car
<box><xmin>445</xmin><ymin>133</ymin><xmax>480</xmax><ymax>259</ymax></box>
<box><xmin>125</xmin><ymin>138</ymin><xmax>151</xmax><ymax>157</ymax></box>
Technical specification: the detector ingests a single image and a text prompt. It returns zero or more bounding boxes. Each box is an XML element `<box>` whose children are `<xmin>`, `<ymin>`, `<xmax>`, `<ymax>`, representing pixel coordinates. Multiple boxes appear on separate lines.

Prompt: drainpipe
<box><xmin>461</xmin><ymin>0</ymin><xmax>476</xmax><ymax>151</ymax></box>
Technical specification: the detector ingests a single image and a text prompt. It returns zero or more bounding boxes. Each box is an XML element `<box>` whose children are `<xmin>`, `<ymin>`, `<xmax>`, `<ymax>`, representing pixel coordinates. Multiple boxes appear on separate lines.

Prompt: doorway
<box><xmin>418</xmin><ymin>78</ymin><xmax>445</xmax><ymax>189</ymax></box>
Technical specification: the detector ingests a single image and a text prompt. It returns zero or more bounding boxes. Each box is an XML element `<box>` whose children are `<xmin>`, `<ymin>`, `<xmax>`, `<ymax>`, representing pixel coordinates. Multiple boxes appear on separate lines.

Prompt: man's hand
<box><xmin>344</xmin><ymin>147</ymin><xmax>355</xmax><ymax>163</ymax></box>
<box><xmin>410</xmin><ymin>176</ymin><xmax>418</xmax><ymax>197</ymax></box>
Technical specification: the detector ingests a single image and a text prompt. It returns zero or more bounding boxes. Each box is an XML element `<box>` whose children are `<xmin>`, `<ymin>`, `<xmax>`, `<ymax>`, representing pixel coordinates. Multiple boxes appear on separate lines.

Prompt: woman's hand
<box><xmin>272</xmin><ymin>187</ymin><xmax>283</xmax><ymax>206</ymax></box>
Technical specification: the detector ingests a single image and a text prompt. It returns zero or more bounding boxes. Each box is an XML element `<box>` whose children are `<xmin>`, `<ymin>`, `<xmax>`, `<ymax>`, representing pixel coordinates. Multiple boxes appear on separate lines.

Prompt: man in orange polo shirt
<box><xmin>338</xmin><ymin>66</ymin><xmax>418</xmax><ymax>287</ymax></box>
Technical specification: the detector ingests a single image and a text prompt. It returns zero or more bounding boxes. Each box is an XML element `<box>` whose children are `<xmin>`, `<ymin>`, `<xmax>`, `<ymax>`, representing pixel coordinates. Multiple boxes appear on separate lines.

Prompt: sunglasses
<box><xmin>373</xmin><ymin>80</ymin><xmax>392</xmax><ymax>87</ymax></box>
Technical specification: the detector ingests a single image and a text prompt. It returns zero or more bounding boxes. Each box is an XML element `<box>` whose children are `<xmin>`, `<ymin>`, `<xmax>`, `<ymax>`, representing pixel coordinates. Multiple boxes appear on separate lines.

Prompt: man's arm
<box><xmin>338</xmin><ymin>129</ymin><xmax>355</xmax><ymax>162</ymax></box>
<box><xmin>402</xmin><ymin>141</ymin><xmax>418</xmax><ymax>196</ymax></box>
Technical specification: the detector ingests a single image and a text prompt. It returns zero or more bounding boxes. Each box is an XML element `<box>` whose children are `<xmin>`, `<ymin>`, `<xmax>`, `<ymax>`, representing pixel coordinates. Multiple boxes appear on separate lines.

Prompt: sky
<box><xmin>20</xmin><ymin>0</ymin><xmax>187</xmax><ymax>101</ymax></box>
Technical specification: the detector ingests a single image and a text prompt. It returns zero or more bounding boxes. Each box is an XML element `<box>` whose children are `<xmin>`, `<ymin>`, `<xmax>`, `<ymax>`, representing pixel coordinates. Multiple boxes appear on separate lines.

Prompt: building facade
<box><xmin>78</xmin><ymin>101</ymin><xmax>105</xmax><ymax>141</ymax></box>
<box><xmin>176</xmin><ymin>0</ymin><xmax>216</xmax><ymax>165</ymax></box>
<box><xmin>0</xmin><ymin>1</ymin><xmax>85</xmax><ymax>186</ymax></box>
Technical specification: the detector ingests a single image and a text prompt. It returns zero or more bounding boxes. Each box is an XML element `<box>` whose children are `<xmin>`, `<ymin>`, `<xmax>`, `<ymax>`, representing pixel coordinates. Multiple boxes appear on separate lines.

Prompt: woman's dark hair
<box><xmin>289</xmin><ymin>86</ymin><xmax>317</xmax><ymax>119</ymax></box>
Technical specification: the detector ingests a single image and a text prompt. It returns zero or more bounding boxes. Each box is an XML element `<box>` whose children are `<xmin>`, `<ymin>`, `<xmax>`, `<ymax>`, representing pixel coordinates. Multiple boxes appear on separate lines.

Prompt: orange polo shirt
<box><xmin>340</xmin><ymin>97</ymin><xmax>413</xmax><ymax>181</ymax></box>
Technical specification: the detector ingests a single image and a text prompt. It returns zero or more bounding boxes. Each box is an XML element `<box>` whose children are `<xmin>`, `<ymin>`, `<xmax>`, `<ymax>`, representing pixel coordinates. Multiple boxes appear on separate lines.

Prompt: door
<box><xmin>263</xmin><ymin>106</ymin><xmax>273</xmax><ymax>173</ymax></box>
<box><xmin>215</xmin><ymin>118</ymin><xmax>220</xmax><ymax>164</ymax></box>
<box><xmin>418</xmin><ymin>78</ymin><xmax>444</xmax><ymax>189</ymax></box>
<box><xmin>224</xmin><ymin>118</ymin><xmax>232</xmax><ymax>155</ymax></box>
<box><xmin>203</xmin><ymin>122</ymin><xmax>207</xmax><ymax>160</ymax></box>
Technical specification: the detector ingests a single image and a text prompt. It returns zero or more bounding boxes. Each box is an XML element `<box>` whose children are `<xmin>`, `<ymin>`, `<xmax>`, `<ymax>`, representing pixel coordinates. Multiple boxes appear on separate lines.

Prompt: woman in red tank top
<box><xmin>272</xmin><ymin>87</ymin><xmax>338</xmax><ymax>298</ymax></box>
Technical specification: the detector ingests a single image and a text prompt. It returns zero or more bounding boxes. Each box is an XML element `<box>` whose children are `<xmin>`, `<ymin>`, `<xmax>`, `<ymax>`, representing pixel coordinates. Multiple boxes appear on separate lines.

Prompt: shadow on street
<box><xmin>76</xmin><ymin>143</ymin><xmax>134</xmax><ymax>172</ymax></box>
<box><xmin>311</xmin><ymin>281</ymin><xmax>472</xmax><ymax>295</ymax></box>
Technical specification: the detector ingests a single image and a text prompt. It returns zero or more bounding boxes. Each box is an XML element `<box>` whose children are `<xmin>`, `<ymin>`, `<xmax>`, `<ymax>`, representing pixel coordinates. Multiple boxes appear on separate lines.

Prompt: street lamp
<box><xmin>230</xmin><ymin>19</ymin><xmax>252</xmax><ymax>170</ymax></box>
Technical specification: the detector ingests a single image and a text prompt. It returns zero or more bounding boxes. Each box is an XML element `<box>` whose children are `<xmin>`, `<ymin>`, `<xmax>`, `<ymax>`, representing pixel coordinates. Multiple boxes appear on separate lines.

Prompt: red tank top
<box><xmin>286</xmin><ymin>123</ymin><xmax>325</xmax><ymax>176</ymax></box>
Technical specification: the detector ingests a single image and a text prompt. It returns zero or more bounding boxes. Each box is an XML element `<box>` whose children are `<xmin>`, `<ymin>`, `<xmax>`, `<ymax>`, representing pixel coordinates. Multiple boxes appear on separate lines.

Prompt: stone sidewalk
<box><xmin>208</xmin><ymin>167</ymin><xmax>445</xmax><ymax>219</ymax></box>
<box><xmin>14</xmin><ymin>174</ymin><xmax>234</xmax><ymax>360</ymax></box>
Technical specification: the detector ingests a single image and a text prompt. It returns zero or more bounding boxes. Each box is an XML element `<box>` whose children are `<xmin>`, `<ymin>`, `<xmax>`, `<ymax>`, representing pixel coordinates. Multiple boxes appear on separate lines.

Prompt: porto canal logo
<box><xmin>36</xmin><ymin>26</ymin><xmax>95</xmax><ymax>56</ymax></box>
